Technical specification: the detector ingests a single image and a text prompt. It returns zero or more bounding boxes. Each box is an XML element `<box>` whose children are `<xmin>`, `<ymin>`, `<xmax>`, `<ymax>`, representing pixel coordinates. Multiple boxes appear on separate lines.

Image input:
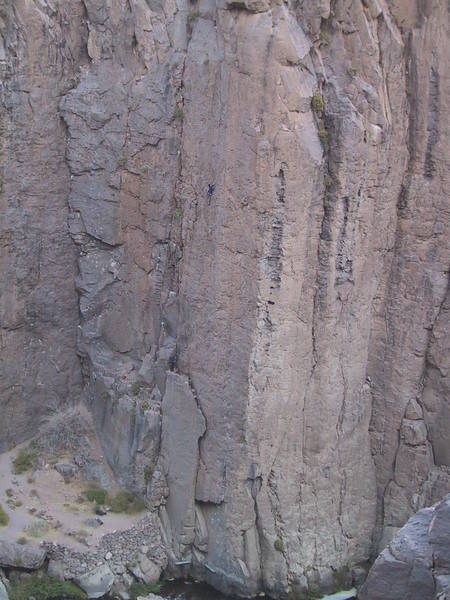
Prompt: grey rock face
<box><xmin>0</xmin><ymin>0</ymin><xmax>449</xmax><ymax>598</ymax></box>
<box><xmin>0</xmin><ymin>540</ymin><xmax>46</xmax><ymax>570</ymax></box>
<box><xmin>360</xmin><ymin>495</ymin><xmax>450</xmax><ymax>600</ymax></box>
<box><xmin>0</xmin><ymin>0</ymin><xmax>84</xmax><ymax>450</ymax></box>
<box><xmin>156</xmin><ymin>373</ymin><xmax>206</xmax><ymax>563</ymax></box>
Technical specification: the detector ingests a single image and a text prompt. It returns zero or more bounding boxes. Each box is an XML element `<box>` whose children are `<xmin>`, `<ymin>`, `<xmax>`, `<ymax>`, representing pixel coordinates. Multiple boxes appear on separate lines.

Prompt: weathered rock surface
<box><xmin>0</xmin><ymin>0</ymin><xmax>84</xmax><ymax>449</ymax></box>
<box><xmin>360</xmin><ymin>494</ymin><xmax>450</xmax><ymax>600</ymax></box>
<box><xmin>0</xmin><ymin>540</ymin><xmax>46</xmax><ymax>570</ymax></box>
<box><xmin>0</xmin><ymin>0</ymin><xmax>449</xmax><ymax>598</ymax></box>
<box><xmin>75</xmin><ymin>563</ymin><xmax>115</xmax><ymax>599</ymax></box>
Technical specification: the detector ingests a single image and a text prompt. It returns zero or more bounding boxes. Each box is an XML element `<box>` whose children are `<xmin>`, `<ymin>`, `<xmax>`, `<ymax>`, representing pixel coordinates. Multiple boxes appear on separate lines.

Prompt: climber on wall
<box><xmin>207</xmin><ymin>183</ymin><xmax>215</xmax><ymax>202</ymax></box>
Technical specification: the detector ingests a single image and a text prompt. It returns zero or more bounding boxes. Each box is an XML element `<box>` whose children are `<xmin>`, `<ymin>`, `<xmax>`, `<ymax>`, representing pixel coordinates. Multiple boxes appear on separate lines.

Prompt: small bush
<box><xmin>108</xmin><ymin>490</ymin><xmax>146</xmax><ymax>514</ymax></box>
<box><xmin>108</xmin><ymin>490</ymin><xmax>134</xmax><ymax>513</ymax></box>
<box><xmin>17</xmin><ymin>536</ymin><xmax>28</xmax><ymax>545</ymax></box>
<box><xmin>13</xmin><ymin>448</ymin><xmax>37</xmax><ymax>474</ymax></box>
<box><xmin>308</xmin><ymin>586</ymin><xmax>322</xmax><ymax>600</ymax></box>
<box><xmin>333</xmin><ymin>567</ymin><xmax>351</xmax><ymax>590</ymax></box>
<box><xmin>187</xmin><ymin>8</ymin><xmax>199</xmax><ymax>25</ymax></box>
<box><xmin>174</xmin><ymin>207</ymin><xmax>183</xmax><ymax>219</ymax></box>
<box><xmin>9</xmin><ymin>575</ymin><xmax>86</xmax><ymax>600</ymax></box>
<box><xmin>311</xmin><ymin>93</ymin><xmax>324</xmax><ymax>113</ymax></box>
<box><xmin>131</xmin><ymin>381</ymin><xmax>142</xmax><ymax>396</ymax></box>
<box><xmin>5</xmin><ymin>488</ymin><xmax>14</xmax><ymax>498</ymax></box>
<box><xmin>274</xmin><ymin>538</ymin><xmax>284</xmax><ymax>552</ymax></box>
<box><xmin>318</xmin><ymin>127</ymin><xmax>328</xmax><ymax>147</ymax></box>
<box><xmin>84</xmin><ymin>485</ymin><xmax>108</xmax><ymax>505</ymax></box>
<box><xmin>144</xmin><ymin>465</ymin><xmax>153</xmax><ymax>485</ymax></box>
<box><xmin>24</xmin><ymin>520</ymin><xmax>50</xmax><ymax>538</ymax></box>
<box><xmin>319</xmin><ymin>30</ymin><xmax>330</xmax><ymax>45</ymax></box>
<box><xmin>128</xmin><ymin>582</ymin><xmax>161</xmax><ymax>600</ymax></box>
<box><xmin>141</xmin><ymin>401</ymin><xmax>149</xmax><ymax>413</ymax></box>
<box><xmin>175</xmin><ymin>107</ymin><xmax>184</xmax><ymax>120</ymax></box>
<box><xmin>127</xmin><ymin>497</ymin><xmax>146</xmax><ymax>514</ymax></box>
<box><xmin>0</xmin><ymin>504</ymin><xmax>9</xmax><ymax>526</ymax></box>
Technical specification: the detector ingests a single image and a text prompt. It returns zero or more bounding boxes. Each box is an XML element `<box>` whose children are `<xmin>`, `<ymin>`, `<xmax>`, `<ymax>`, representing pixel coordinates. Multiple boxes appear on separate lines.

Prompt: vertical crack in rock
<box><xmin>424</xmin><ymin>65</ymin><xmax>439</xmax><ymax>179</ymax></box>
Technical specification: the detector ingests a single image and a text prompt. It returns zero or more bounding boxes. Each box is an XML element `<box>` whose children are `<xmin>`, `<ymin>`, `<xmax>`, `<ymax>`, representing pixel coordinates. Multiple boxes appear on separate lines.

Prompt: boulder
<box><xmin>54</xmin><ymin>463</ymin><xmax>78</xmax><ymax>481</ymax></box>
<box><xmin>359</xmin><ymin>495</ymin><xmax>450</xmax><ymax>599</ymax></box>
<box><xmin>0</xmin><ymin>540</ymin><xmax>46</xmax><ymax>570</ymax></box>
<box><xmin>128</xmin><ymin>555</ymin><xmax>161</xmax><ymax>585</ymax></box>
<box><xmin>47</xmin><ymin>559</ymin><xmax>65</xmax><ymax>581</ymax></box>
<box><xmin>75</xmin><ymin>564</ymin><xmax>115</xmax><ymax>598</ymax></box>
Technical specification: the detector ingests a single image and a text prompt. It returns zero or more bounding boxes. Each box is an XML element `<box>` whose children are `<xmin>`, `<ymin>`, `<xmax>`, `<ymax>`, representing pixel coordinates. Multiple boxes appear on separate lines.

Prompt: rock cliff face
<box><xmin>0</xmin><ymin>0</ymin><xmax>449</xmax><ymax>597</ymax></box>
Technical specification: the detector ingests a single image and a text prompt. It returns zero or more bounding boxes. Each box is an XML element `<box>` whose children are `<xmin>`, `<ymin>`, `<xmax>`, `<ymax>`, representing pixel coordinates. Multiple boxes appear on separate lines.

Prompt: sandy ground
<box><xmin>0</xmin><ymin>442</ymin><xmax>145</xmax><ymax>551</ymax></box>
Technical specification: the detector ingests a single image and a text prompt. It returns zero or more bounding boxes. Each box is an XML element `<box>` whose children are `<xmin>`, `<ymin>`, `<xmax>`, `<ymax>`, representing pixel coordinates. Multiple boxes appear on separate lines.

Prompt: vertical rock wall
<box><xmin>0</xmin><ymin>0</ymin><xmax>86</xmax><ymax>449</ymax></box>
<box><xmin>0</xmin><ymin>0</ymin><xmax>449</xmax><ymax>597</ymax></box>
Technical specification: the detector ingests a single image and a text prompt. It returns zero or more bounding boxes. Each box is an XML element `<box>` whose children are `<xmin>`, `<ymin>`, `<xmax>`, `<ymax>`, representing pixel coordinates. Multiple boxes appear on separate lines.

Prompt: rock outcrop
<box><xmin>0</xmin><ymin>540</ymin><xmax>46</xmax><ymax>570</ymax></box>
<box><xmin>360</xmin><ymin>494</ymin><xmax>450</xmax><ymax>600</ymax></box>
<box><xmin>1</xmin><ymin>0</ymin><xmax>449</xmax><ymax>597</ymax></box>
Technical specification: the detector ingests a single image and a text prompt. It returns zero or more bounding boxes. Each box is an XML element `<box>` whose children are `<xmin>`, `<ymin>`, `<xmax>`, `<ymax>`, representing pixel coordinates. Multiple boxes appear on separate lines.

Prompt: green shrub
<box><xmin>13</xmin><ymin>448</ymin><xmax>37</xmax><ymax>474</ymax></box>
<box><xmin>108</xmin><ymin>490</ymin><xmax>134</xmax><ymax>513</ymax></box>
<box><xmin>332</xmin><ymin>567</ymin><xmax>351</xmax><ymax>590</ymax></box>
<box><xmin>274</xmin><ymin>538</ymin><xmax>284</xmax><ymax>552</ymax></box>
<box><xmin>108</xmin><ymin>490</ymin><xmax>146</xmax><ymax>514</ymax></box>
<box><xmin>144</xmin><ymin>465</ymin><xmax>153</xmax><ymax>485</ymax></box>
<box><xmin>187</xmin><ymin>8</ymin><xmax>199</xmax><ymax>25</ymax></box>
<box><xmin>17</xmin><ymin>536</ymin><xmax>28</xmax><ymax>545</ymax></box>
<box><xmin>319</xmin><ymin>30</ymin><xmax>330</xmax><ymax>45</ymax></box>
<box><xmin>83</xmin><ymin>485</ymin><xmax>108</xmax><ymax>505</ymax></box>
<box><xmin>174</xmin><ymin>207</ymin><xmax>183</xmax><ymax>219</ymax></box>
<box><xmin>5</xmin><ymin>488</ymin><xmax>14</xmax><ymax>498</ymax></box>
<box><xmin>311</xmin><ymin>93</ymin><xmax>324</xmax><ymax>113</ymax></box>
<box><xmin>131</xmin><ymin>381</ymin><xmax>141</xmax><ymax>396</ymax></box>
<box><xmin>175</xmin><ymin>107</ymin><xmax>184</xmax><ymax>120</ymax></box>
<box><xmin>319</xmin><ymin>126</ymin><xmax>328</xmax><ymax>149</ymax></box>
<box><xmin>308</xmin><ymin>586</ymin><xmax>322</xmax><ymax>599</ymax></box>
<box><xmin>127</xmin><ymin>497</ymin><xmax>146</xmax><ymax>514</ymax></box>
<box><xmin>24</xmin><ymin>519</ymin><xmax>50</xmax><ymax>538</ymax></box>
<box><xmin>0</xmin><ymin>504</ymin><xmax>9</xmax><ymax>526</ymax></box>
<box><xmin>141</xmin><ymin>401</ymin><xmax>149</xmax><ymax>413</ymax></box>
<box><xmin>128</xmin><ymin>582</ymin><xmax>161</xmax><ymax>600</ymax></box>
<box><xmin>9</xmin><ymin>575</ymin><xmax>86</xmax><ymax>600</ymax></box>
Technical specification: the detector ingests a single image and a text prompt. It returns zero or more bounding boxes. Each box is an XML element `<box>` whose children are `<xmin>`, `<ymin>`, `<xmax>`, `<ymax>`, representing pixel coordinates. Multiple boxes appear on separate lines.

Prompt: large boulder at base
<box><xmin>360</xmin><ymin>495</ymin><xmax>450</xmax><ymax>600</ymax></box>
<box><xmin>0</xmin><ymin>540</ymin><xmax>46</xmax><ymax>570</ymax></box>
<box><xmin>129</xmin><ymin>554</ymin><xmax>161</xmax><ymax>585</ymax></box>
<box><xmin>75</xmin><ymin>564</ymin><xmax>115</xmax><ymax>598</ymax></box>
